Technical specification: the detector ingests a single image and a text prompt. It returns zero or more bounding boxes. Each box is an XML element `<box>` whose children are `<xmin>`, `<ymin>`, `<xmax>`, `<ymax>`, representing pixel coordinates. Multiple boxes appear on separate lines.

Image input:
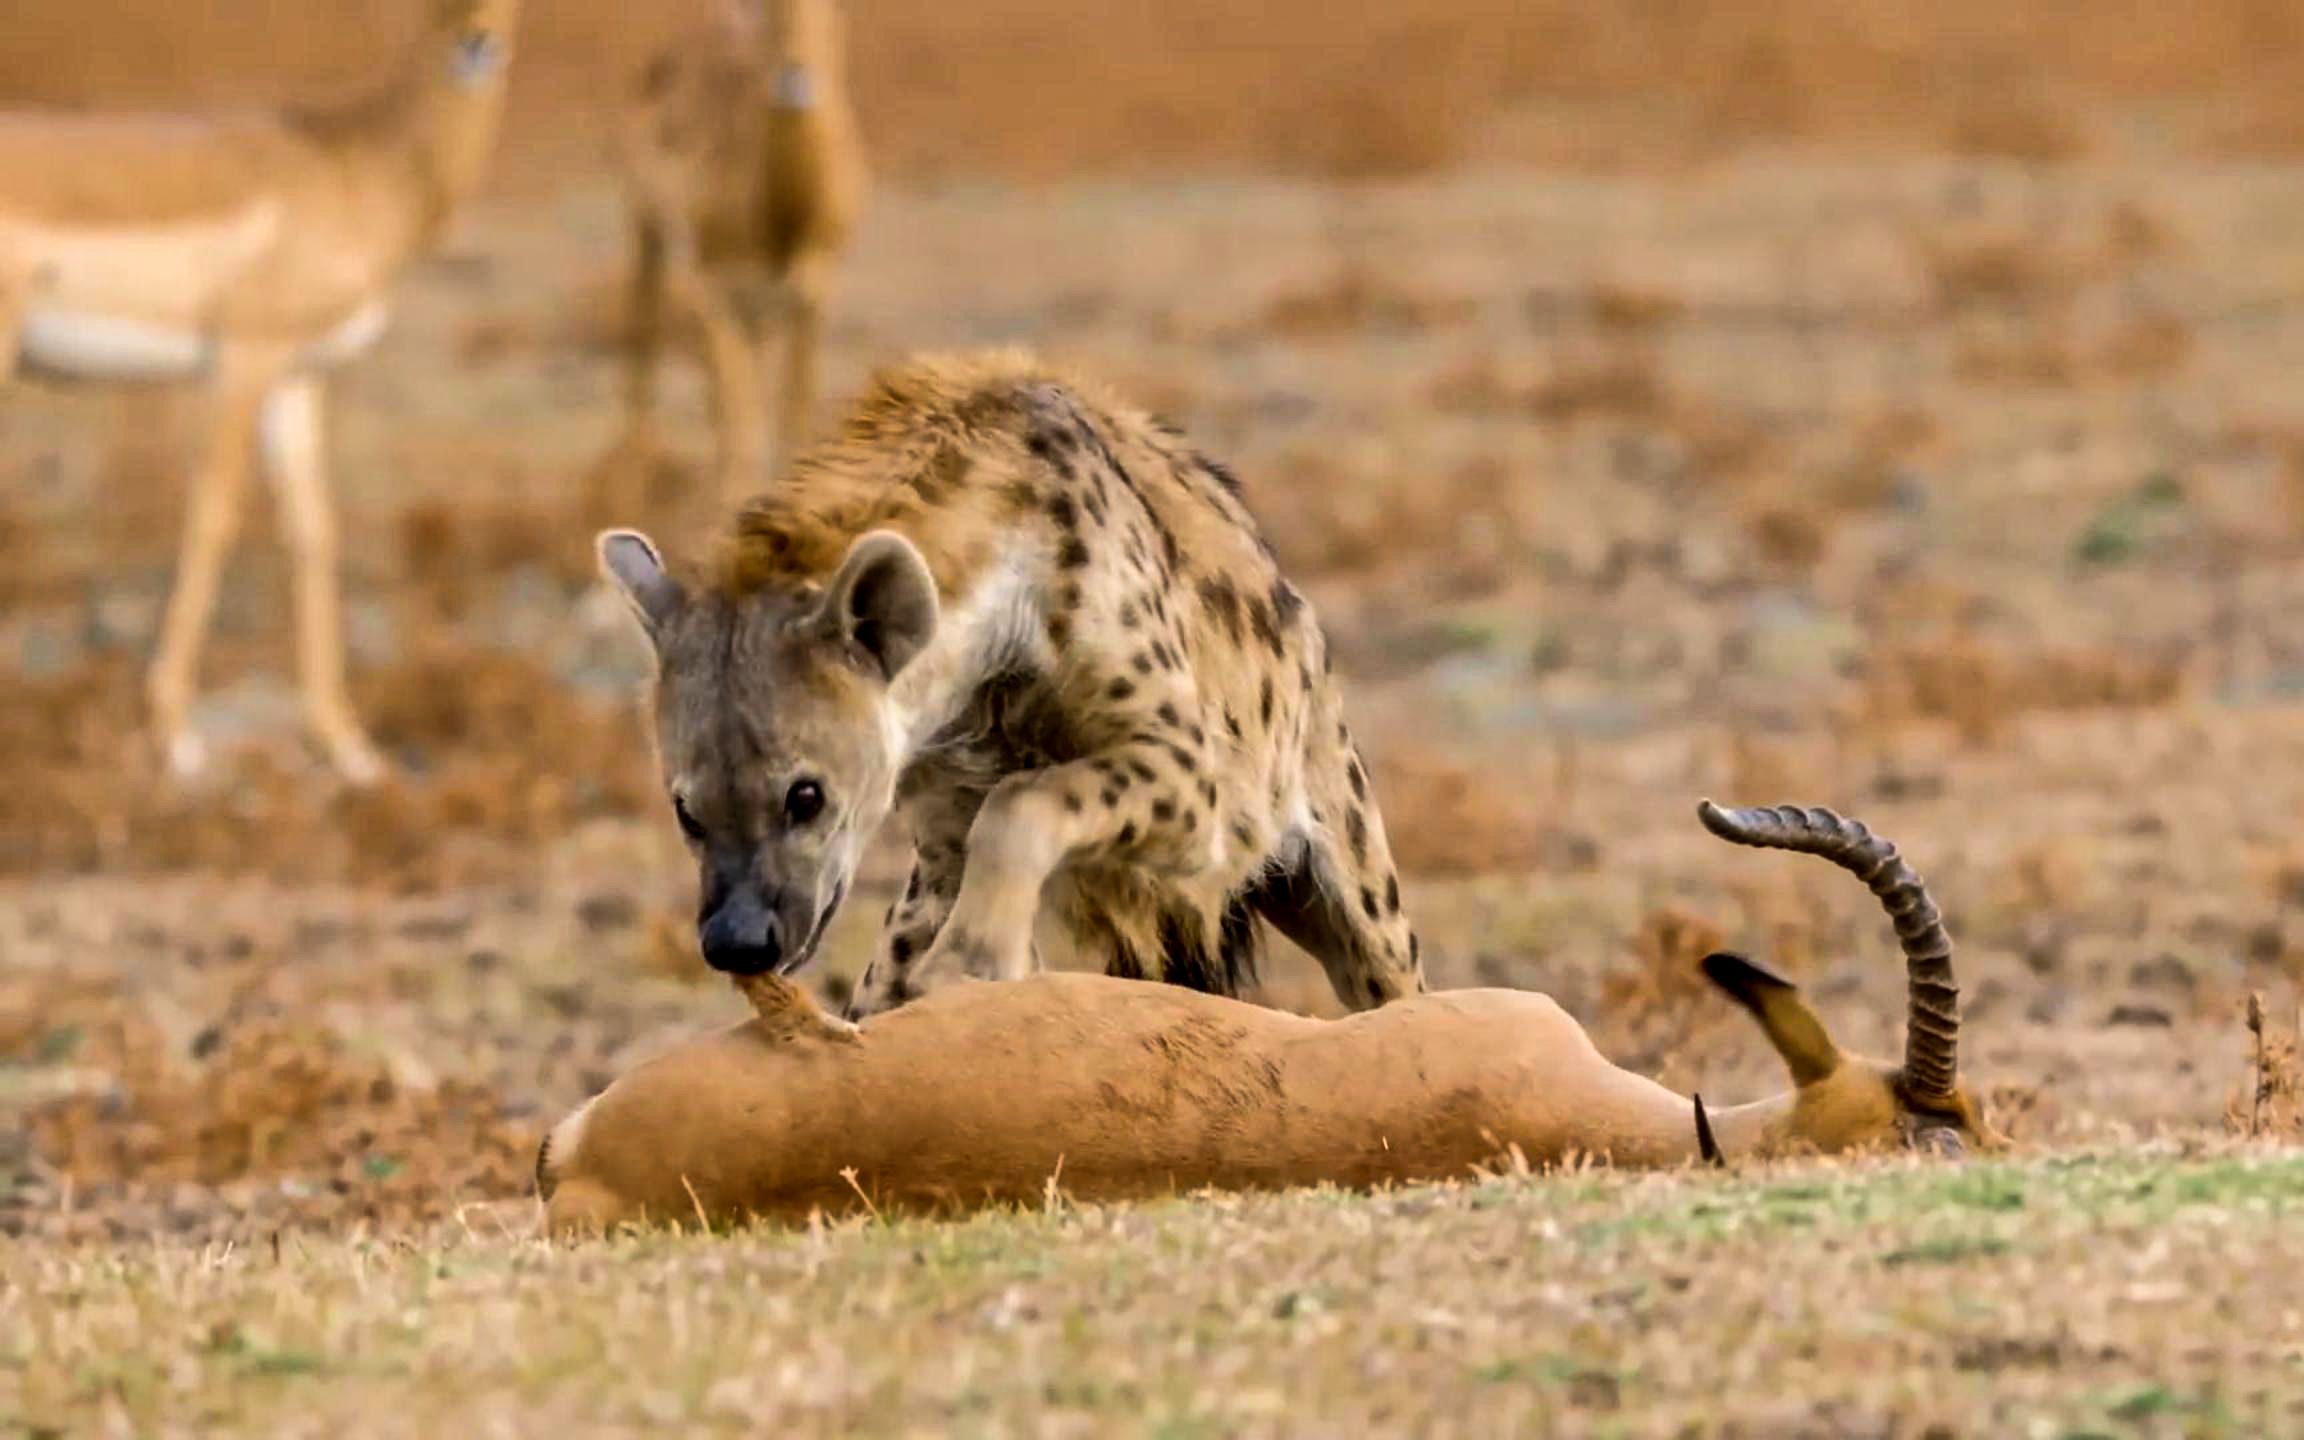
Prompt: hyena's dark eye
<box><xmin>784</xmin><ymin>779</ymin><xmax>826</xmax><ymax>826</ymax></box>
<box><xmin>673</xmin><ymin>796</ymin><xmax>707</xmax><ymax>843</ymax></box>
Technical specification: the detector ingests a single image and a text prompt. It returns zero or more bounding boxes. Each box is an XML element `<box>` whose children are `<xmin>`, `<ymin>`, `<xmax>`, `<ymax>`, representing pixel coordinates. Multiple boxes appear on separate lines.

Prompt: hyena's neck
<box><xmin>886</xmin><ymin>544</ymin><xmax>1041</xmax><ymax>762</ymax></box>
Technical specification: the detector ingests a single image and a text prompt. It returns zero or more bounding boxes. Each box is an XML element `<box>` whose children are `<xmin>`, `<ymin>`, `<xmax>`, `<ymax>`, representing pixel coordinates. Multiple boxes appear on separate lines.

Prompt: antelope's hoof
<box><xmin>326</xmin><ymin>736</ymin><xmax>391</xmax><ymax>788</ymax></box>
<box><xmin>162</xmin><ymin>730</ymin><xmax>210</xmax><ymax>782</ymax></box>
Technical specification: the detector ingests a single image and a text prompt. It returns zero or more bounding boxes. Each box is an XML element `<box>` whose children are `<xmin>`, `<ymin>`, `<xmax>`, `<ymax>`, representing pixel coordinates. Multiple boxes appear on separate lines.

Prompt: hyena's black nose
<box><xmin>699</xmin><ymin>888</ymin><xmax>783</xmax><ymax>976</ymax></box>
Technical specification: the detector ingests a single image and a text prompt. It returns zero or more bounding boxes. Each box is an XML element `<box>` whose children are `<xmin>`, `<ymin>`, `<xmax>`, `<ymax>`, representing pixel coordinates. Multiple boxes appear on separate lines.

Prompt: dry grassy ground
<box><xmin>7</xmin><ymin>0</ymin><xmax>2304</xmax><ymax>1433</ymax></box>
<box><xmin>8</xmin><ymin>1150</ymin><xmax>2303</xmax><ymax>1435</ymax></box>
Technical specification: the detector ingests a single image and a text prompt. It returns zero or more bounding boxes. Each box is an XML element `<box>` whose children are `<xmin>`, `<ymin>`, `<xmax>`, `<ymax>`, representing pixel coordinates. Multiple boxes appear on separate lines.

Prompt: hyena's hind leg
<box><xmin>1251</xmin><ymin>726</ymin><xmax>1425</xmax><ymax>1010</ymax></box>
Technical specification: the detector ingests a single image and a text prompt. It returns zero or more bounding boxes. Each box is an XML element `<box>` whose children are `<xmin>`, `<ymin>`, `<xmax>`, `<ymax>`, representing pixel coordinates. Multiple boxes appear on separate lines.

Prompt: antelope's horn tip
<box><xmin>1694</xmin><ymin>1093</ymin><xmax>1724</xmax><ymax>1167</ymax></box>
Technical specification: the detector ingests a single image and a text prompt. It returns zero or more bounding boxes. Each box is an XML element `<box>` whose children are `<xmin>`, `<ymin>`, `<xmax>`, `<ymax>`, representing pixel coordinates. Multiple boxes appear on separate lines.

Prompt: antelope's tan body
<box><xmin>540</xmin><ymin>804</ymin><xmax>2004</xmax><ymax>1234</ymax></box>
<box><xmin>544</xmin><ymin>975</ymin><xmax>1708</xmax><ymax>1229</ymax></box>
<box><xmin>0</xmin><ymin>0</ymin><xmax>520</xmax><ymax>783</ymax></box>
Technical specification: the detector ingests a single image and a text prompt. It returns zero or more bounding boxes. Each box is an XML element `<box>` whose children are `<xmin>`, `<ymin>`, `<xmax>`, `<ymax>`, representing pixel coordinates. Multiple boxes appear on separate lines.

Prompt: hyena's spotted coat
<box><xmin>599</xmin><ymin>349</ymin><xmax>1425</xmax><ymax>1017</ymax></box>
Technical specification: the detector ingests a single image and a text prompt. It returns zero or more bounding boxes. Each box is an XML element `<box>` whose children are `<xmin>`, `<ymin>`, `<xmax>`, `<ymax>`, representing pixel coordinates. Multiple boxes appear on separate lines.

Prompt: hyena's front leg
<box><xmin>916</xmin><ymin>739</ymin><xmax>1219</xmax><ymax>989</ymax></box>
<box><xmin>845</xmin><ymin>850</ymin><xmax>963</xmax><ymax>1020</ymax></box>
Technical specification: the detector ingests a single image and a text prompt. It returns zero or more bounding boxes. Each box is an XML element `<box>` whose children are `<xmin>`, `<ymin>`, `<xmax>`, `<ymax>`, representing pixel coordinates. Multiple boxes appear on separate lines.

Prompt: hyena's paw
<box><xmin>919</xmin><ymin>923</ymin><xmax>1034</xmax><ymax>987</ymax></box>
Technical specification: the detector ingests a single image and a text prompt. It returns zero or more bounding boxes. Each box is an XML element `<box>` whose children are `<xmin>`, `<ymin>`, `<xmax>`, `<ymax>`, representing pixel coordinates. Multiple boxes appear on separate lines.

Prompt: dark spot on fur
<box><xmin>1119</xmin><ymin>601</ymin><xmax>1140</xmax><ymax>629</ymax></box>
<box><xmin>1109</xmin><ymin>770</ymin><xmax>1133</xmax><ymax>793</ymax></box>
<box><xmin>1385</xmin><ymin>874</ymin><xmax>1401</xmax><ymax>914</ymax></box>
<box><xmin>1271</xmin><ymin>578</ymin><xmax>1305</xmax><ymax>623</ymax></box>
<box><xmin>1196</xmin><ymin>575</ymin><xmax>1245</xmax><ymax>643</ymax></box>
<box><xmin>1410</xmin><ymin>933</ymin><xmax>1421</xmax><ymax>964</ymax></box>
<box><xmin>1199</xmin><ymin>453</ymin><xmax>1245</xmax><ymax>498</ymax></box>
<box><xmin>1152</xmin><ymin>797</ymin><xmax>1177</xmax><ymax>822</ymax></box>
<box><xmin>1000</xmin><ymin>479</ymin><xmax>1041</xmax><ymax>513</ymax></box>
<box><xmin>1132</xmin><ymin>651</ymin><xmax>1155</xmax><ymax>676</ymax></box>
<box><xmin>1058</xmin><ymin>536</ymin><xmax>1091</xmax><ymax>569</ymax></box>
<box><xmin>1128</xmin><ymin>757</ymin><xmax>1157</xmax><ymax>783</ymax></box>
<box><xmin>1166</xmin><ymin>744</ymin><xmax>1198</xmax><ymax>772</ymax></box>
<box><xmin>1028</xmin><ymin>427</ymin><xmax>1078</xmax><ymax>480</ymax></box>
<box><xmin>1063</xmin><ymin>790</ymin><xmax>1084</xmax><ymax>813</ymax></box>
<box><xmin>1101</xmin><ymin>787</ymin><xmax>1121</xmax><ymax>806</ymax></box>
<box><xmin>1259</xmin><ymin>677</ymin><xmax>1275</xmax><ymax>727</ymax></box>
<box><xmin>1360</xmin><ymin>887</ymin><xmax>1380</xmax><ymax>920</ymax></box>
<box><xmin>1346</xmin><ymin>807</ymin><xmax>1368</xmax><ymax>863</ymax></box>
<box><xmin>1198</xmin><ymin>778</ymin><xmax>1219</xmax><ymax>806</ymax></box>
<box><xmin>890</xmin><ymin>933</ymin><xmax>916</xmax><ymax>965</ymax></box>
<box><xmin>1223</xmin><ymin>708</ymin><xmax>1243</xmax><ymax>740</ymax></box>
<box><xmin>1084</xmin><ymin>492</ymin><xmax>1107</xmax><ymax>525</ymax></box>
<box><xmin>1108</xmin><ymin>677</ymin><xmax>1137</xmax><ymax>701</ymax></box>
<box><xmin>1059</xmin><ymin>582</ymin><xmax>1082</xmax><ymax>611</ymax></box>
<box><xmin>914</xmin><ymin>445</ymin><xmax>972</xmax><ymax>502</ymax></box>
<box><xmin>1232</xmin><ymin>818</ymin><xmax>1256</xmax><ymax>848</ymax></box>
<box><xmin>1092</xmin><ymin>757</ymin><xmax>1120</xmax><ymax>777</ymax></box>
<box><xmin>1048</xmin><ymin>493</ymin><xmax>1078</xmax><ymax>529</ymax></box>
<box><xmin>1248</xmin><ymin>596</ymin><xmax>1286</xmax><ymax>657</ymax></box>
<box><xmin>1366</xmin><ymin>976</ymin><xmax>1385</xmax><ymax>1003</ymax></box>
<box><xmin>1156</xmin><ymin>702</ymin><xmax>1182</xmax><ymax>728</ymax></box>
<box><xmin>1117</xmin><ymin>821</ymin><xmax>1139</xmax><ymax>847</ymax></box>
<box><xmin>1348</xmin><ymin>758</ymin><xmax>1367</xmax><ymax>800</ymax></box>
<box><xmin>1183</xmin><ymin>810</ymin><xmax>1199</xmax><ymax>832</ymax></box>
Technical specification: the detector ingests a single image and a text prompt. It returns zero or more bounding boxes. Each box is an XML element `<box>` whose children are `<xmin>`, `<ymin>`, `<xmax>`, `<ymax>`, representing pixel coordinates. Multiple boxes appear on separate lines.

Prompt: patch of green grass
<box><xmin>1881</xmin><ymin>1235</ymin><xmax>2012</xmax><ymax>1266</ymax></box>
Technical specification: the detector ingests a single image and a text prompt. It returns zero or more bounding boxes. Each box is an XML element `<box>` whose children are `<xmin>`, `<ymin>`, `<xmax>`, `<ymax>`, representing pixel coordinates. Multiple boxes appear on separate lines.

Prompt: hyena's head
<box><xmin>598</xmin><ymin>528</ymin><xmax>939</xmax><ymax>978</ymax></box>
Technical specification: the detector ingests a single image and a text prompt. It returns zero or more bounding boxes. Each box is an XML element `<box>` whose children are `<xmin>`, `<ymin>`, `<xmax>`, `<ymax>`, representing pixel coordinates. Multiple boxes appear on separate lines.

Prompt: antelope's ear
<box><xmin>1701</xmin><ymin>951</ymin><xmax>1842</xmax><ymax>1088</ymax></box>
<box><xmin>598</xmin><ymin>529</ymin><xmax>686</xmax><ymax>642</ymax></box>
<box><xmin>814</xmin><ymin>530</ymin><xmax>939</xmax><ymax>681</ymax></box>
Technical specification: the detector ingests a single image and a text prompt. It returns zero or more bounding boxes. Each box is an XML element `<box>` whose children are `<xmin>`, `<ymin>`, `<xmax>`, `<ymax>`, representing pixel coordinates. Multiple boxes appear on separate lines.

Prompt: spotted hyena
<box><xmin>598</xmin><ymin>349</ymin><xmax>1426</xmax><ymax>1018</ymax></box>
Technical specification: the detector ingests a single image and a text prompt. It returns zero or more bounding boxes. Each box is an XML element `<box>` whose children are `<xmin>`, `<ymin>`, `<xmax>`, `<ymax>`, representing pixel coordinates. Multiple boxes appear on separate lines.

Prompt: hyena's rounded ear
<box><xmin>817</xmin><ymin>530</ymin><xmax>938</xmax><ymax>681</ymax></box>
<box><xmin>597</xmin><ymin>529</ymin><xmax>686</xmax><ymax>642</ymax></box>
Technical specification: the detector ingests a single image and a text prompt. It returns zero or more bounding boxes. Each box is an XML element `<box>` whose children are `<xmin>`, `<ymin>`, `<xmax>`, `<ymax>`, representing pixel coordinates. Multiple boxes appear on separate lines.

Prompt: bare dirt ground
<box><xmin>6</xmin><ymin>1</ymin><xmax>2304</xmax><ymax>1432</ymax></box>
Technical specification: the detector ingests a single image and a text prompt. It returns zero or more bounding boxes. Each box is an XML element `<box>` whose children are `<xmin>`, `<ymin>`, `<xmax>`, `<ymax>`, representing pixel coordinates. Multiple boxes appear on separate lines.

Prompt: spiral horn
<box><xmin>1696</xmin><ymin>800</ymin><xmax>1959</xmax><ymax>1101</ymax></box>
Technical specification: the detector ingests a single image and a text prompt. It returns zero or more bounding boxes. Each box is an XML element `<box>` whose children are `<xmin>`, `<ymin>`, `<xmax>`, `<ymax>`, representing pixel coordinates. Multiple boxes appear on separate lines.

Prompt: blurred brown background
<box><xmin>5</xmin><ymin>0</ymin><xmax>2304</xmax><ymax>1239</ymax></box>
<box><xmin>12</xmin><ymin>0</ymin><xmax>2304</xmax><ymax>181</ymax></box>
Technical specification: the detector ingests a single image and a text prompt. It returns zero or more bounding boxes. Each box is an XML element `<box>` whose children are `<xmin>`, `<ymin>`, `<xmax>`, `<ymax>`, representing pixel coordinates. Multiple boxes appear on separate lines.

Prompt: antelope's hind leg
<box><xmin>146</xmin><ymin>343</ymin><xmax>290</xmax><ymax>779</ymax></box>
<box><xmin>258</xmin><ymin>375</ymin><xmax>387</xmax><ymax>784</ymax></box>
<box><xmin>0</xmin><ymin>270</ymin><xmax>22</xmax><ymax>385</ymax></box>
<box><xmin>763</xmin><ymin>261</ymin><xmax>828</xmax><ymax>483</ymax></box>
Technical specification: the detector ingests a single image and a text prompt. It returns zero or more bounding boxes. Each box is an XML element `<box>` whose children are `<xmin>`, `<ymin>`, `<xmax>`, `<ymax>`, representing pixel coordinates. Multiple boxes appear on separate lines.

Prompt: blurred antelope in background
<box><xmin>0</xmin><ymin>0</ymin><xmax>522</xmax><ymax>784</ymax></box>
<box><xmin>602</xmin><ymin>0</ymin><xmax>867</xmax><ymax>509</ymax></box>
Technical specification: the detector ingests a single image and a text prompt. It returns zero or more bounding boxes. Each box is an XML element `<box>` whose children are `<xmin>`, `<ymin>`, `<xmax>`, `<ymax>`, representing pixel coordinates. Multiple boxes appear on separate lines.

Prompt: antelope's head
<box><xmin>1695</xmin><ymin>801</ymin><xmax>2005</xmax><ymax>1159</ymax></box>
